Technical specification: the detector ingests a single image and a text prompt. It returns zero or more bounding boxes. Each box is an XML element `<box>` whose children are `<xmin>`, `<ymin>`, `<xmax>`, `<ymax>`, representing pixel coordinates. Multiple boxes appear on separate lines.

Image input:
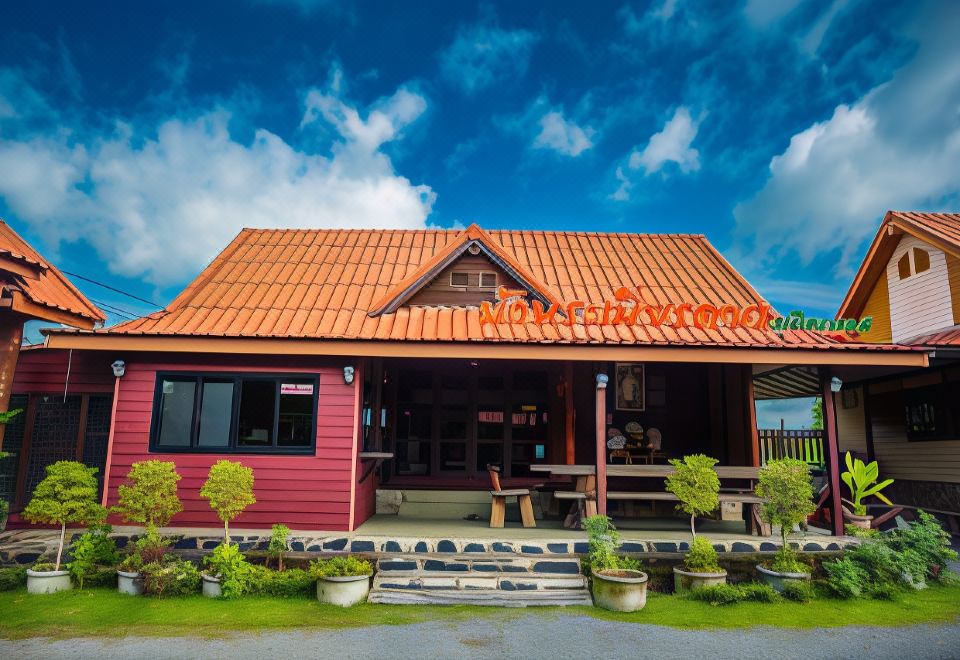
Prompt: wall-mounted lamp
<box><xmin>830</xmin><ymin>376</ymin><xmax>843</xmax><ymax>393</ymax></box>
<box><xmin>596</xmin><ymin>373</ymin><xmax>609</xmax><ymax>389</ymax></box>
<box><xmin>111</xmin><ymin>360</ymin><xmax>126</xmax><ymax>378</ymax></box>
<box><xmin>343</xmin><ymin>365</ymin><xmax>355</xmax><ymax>385</ymax></box>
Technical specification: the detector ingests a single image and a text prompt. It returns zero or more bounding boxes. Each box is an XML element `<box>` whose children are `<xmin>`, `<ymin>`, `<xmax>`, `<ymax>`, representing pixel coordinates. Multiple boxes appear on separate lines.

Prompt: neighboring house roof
<box><xmin>837</xmin><ymin>211</ymin><xmax>960</xmax><ymax>347</ymax></box>
<box><xmin>900</xmin><ymin>325</ymin><xmax>960</xmax><ymax>348</ymax></box>
<box><xmin>0</xmin><ymin>220</ymin><xmax>105</xmax><ymax>329</ymax></box>
<box><xmin>45</xmin><ymin>224</ymin><xmax>919</xmax><ymax>357</ymax></box>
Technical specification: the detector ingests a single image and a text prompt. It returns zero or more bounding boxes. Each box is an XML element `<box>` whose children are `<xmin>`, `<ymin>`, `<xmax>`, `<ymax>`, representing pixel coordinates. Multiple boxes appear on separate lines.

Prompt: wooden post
<box><xmin>564</xmin><ymin>361</ymin><xmax>574</xmax><ymax>464</ymax></box>
<box><xmin>0</xmin><ymin>315</ymin><xmax>23</xmax><ymax>450</ymax></box>
<box><xmin>820</xmin><ymin>369</ymin><xmax>844</xmax><ymax>536</ymax></box>
<box><xmin>595</xmin><ymin>372</ymin><xmax>608</xmax><ymax>517</ymax></box>
<box><xmin>862</xmin><ymin>385</ymin><xmax>876</xmax><ymax>464</ymax></box>
<box><xmin>100</xmin><ymin>376</ymin><xmax>122</xmax><ymax>508</ymax></box>
<box><xmin>744</xmin><ymin>365</ymin><xmax>760</xmax><ymax>467</ymax></box>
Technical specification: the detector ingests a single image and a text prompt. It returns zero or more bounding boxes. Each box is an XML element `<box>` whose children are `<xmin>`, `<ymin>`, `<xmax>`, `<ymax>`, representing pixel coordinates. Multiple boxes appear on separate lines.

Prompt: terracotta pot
<box><xmin>673</xmin><ymin>566</ymin><xmax>727</xmax><ymax>593</ymax></box>
<box><xmin>756</xmin><ymin>564</ymin><xmax>811</xmax><ymax>592</ymax></box>
<box><xmin>843</xmin><ymin>510</ymin><xmax>873</xmax><ymax>530</ymax></box>
<box><xmin>591</xmin><ymin>569</ymin><xmax>648</xmax><ymax>612</ymax></box>
<box><xmin>317</xmin><ymin>574</ymin><xmax>371</xmax><ymax>607</ymax></box>
<box><xmin>26</xmin><ymin>569</ymin><xmax>72</xmax><ymax>595</ymax></box>
<box><xmin>117</xmin><ymin>570</ymin><xmax>145</xmax><ymax>596</ymax></box>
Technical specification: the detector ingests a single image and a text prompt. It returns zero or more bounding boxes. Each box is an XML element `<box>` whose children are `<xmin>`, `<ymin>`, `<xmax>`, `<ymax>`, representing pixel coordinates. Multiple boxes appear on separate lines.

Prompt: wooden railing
<box><xmin>758</xmin><ymin>429</ymin><xmax>825</xmax><ymax>468</ymax></box>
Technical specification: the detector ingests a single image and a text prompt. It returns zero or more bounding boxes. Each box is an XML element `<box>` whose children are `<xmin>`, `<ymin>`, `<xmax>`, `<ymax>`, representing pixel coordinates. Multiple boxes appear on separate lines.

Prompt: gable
<box><xmin>886</xmin><ymin>234</ymin><xmax>954</xmax><ymax>342</ymax></box>
<box><xmin>407</xmin><ymin>252</ymin><xmax>524</xmax><ymax>307</ymax></box>
<box><xmin>859</xmin><ymin>272</ymin><xmax>892</xmax><ymax>343</ymax></box>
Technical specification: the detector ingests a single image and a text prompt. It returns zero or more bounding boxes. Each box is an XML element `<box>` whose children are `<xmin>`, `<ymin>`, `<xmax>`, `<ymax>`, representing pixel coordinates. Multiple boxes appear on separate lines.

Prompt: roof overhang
<box><xmin>9</xmin><ymin>291</ymin><xmax>98</xmax><ymax>329</ymax></box>
<box><xmin>42</xmin><ymin>331</ymin><xmax>931</xmax><ymax>367</ymax></box>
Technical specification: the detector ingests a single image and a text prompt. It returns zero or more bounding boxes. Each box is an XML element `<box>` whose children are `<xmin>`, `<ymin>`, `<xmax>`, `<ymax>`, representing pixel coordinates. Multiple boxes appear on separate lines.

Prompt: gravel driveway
<box><xmin>3</xmin><ymin>615</ymin><xmax>959</xmax><ymax>660</ymax></box>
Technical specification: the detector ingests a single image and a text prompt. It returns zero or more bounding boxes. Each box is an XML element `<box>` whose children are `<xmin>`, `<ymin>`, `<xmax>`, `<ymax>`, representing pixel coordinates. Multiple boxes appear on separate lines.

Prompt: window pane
<box><xmin>237</xmin><ymin>380</ymin><xmax>276</xmax><ymax>447</ymax></box>
<box><xmin>198</xmin><ymin>381</ymin><xmax>234</xmax><ymax>448</ymax></box>
<box><xmin>158</xmin><ymin>379</ymin><xmax>195</xmax><ymax>447</ymax></box>
<box><xmin>278</xmin><ymin>381</ymin><xmax>314</xmax><ymax>447</ymax></box>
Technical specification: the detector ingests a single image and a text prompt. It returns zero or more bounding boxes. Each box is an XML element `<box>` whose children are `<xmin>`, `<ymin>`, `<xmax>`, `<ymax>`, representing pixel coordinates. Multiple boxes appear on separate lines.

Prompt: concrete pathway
<box><xmin>3</xmin><ymin>615</ymin><xmax>959</xmax><ymax>660</ymax></box>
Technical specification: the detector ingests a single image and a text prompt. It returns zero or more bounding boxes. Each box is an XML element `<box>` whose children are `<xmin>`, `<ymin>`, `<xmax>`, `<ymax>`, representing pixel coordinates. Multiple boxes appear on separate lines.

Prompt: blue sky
<box><xmin>2</xmin><ymin>1</ymin><xmax>959</xmax><ymax>426</ymax></box>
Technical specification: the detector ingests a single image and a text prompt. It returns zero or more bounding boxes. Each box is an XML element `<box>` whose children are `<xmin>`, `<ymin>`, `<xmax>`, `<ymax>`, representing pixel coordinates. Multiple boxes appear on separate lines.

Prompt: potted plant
<box><xmin>112</xmin><ymin>460</ymin><xmax>183</xmax><ymax>595</ymax></box>
<box><xmin>67</xmin><ymin>523</ymin><xmax>120</xmax><ymax>589</ymax></box>
<box><xmin>202</xmin><ymin>542</ymin><xmax>253</xmax><ymax>598</ymax></box>
<box><xmin>840</xmin><ymin>452</ymin><xmax>894</xmax><ymax>529</ymax></box>
<box><xmin>311</xmin><ymin>556</ymin><xmax>374</xmax><ymax>607</ymax></box>
<box><xmin>754</xmin><ymin>458</ymin><xmax>816</xmax><ymax>591</ymax></box>
<box><xmin>22</xmin><ymin>461</ymin><xmax>105</xmax><ymax>594</ymax></box>
<box><xmin>583</xmin><ymin>515</ymin><xmax>647</xmax><ymax>612</ymax></box>
<box><xmin>268</xmin><ymin>523</ymin><xmax>290</xmax><ymax>571</ymax></box>
<box><xmin>665</xmin><ymin>454</ymin><xmax>727</xmax><ymax>592</ymax></box>
<box><xmin>199</xmin><ymin>460</ymin><xmax>256</xmax><ymax>597</ymax></box>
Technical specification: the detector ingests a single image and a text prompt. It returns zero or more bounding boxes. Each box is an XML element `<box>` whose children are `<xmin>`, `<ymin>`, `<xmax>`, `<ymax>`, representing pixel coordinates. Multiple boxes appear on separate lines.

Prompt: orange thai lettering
<box><xmin>693</xmin><ymin>304</ymin><xmax>720</xmax><ymax>330</ymax></box>
<box><xmin>532</xmin><ymin>300</ymin><xmax>559</xmax><ymax>324</ymax></box>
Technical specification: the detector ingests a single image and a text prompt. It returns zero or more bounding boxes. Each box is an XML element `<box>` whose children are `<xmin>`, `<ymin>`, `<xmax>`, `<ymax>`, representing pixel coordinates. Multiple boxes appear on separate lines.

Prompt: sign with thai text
<box><xmin>281</xmin><ymin>383</ymin><xmax>314</xmax><ymax>395</ymax></box>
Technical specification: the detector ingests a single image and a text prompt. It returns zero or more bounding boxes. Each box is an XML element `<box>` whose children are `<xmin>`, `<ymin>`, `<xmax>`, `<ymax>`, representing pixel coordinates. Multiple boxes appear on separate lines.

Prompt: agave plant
<box><xmin>841</xmin><ymin>452</ymin><xmax>894</xmax><ymax>516</ymax></box>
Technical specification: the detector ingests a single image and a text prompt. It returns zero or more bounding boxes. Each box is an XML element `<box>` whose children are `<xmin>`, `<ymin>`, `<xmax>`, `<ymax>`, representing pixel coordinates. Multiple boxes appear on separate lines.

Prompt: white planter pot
<box><xmin>673</xmin><ymin>566</ymin><xmax>727</xmax><ymax>593</ymax></box>
<box><xmin>117</xmin><ymin>570</ymin><xmax>145</xmax><ymax>596</ymax></box>
<box><xmin>26</xmin><ymin>569</ymin><xmax>72</xmax><ymax>595</ymax></box>
<box><xmin>756</xmin><ymin>564</ymin><xmax>811</xmax><ymax>593</ymax></box>
<box><xmin>202</xmin><ymin>573</ymin><xmax>223</xmax><ymax>598</ymax></box>
<box><xmin>317</xmin><ymin>574</ymin><xmax>371</xmax><ymax>607</ymax></box>
<box><xmin>843</xmin><ymin>511</ymin><xmax>873</xmax><ymax>530</ymax></box>
<box><xmin>591</xmin><ymin>569</ymin><xmax>648</xmax><ymax>612</ymax></box>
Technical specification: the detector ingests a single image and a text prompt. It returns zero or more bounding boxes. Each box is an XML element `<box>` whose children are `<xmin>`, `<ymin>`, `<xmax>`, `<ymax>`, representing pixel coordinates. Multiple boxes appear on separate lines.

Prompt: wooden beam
<box><xmin>100</xmin><ymin>378</ymin><xmax>121</xmax><ymax>508</ymax></box>
<box><xmin>564</xmin><ymin>361</ymin><xmax>574</xmax><ymax>465</ymax></box>
<box><xmin>43</xmin><ymin>332</ymin><xmax>932</xmax><ymax>368</ymax></box>
<box><xmin>13</xmin><ymin>394</ymin><xmax>37</xmax><ymax>509</ymax></box>
<box><xmin>10</xmin><ymin>292</ymin><xmax>97</xmax><ymax>329</ymax></box>
<box><xmin>862</xmin><ymin>384</ymin><xmax>876</xmax><ymax>464</ymax></box>
<box><xmin>595</xmin><ymin>371</ymin><xmax>608</xmax><ymax>517</ymax></box>
<box><xmin>820</xmin><ymin>369</ymin><xmax>844</xmax><ymax>536</ymax></box>
<box><xmin>75</xmin><ymin>394</ymin><xmax>89</xmax><ymax>462</ymax></box>
<box><xmin>0</xmin><ymin>314</ymin><xmax>23</xmax><ymax>450</ymax></box>
<box><xmin>744</xmin><ymin>364</ymin><xmax>760</xmax><ymax>467</ymax></box>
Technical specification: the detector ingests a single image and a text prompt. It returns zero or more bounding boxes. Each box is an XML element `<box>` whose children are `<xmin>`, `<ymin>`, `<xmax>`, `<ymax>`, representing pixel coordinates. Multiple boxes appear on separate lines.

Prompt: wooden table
<box><xmin>530</xmin><ymin>465</ymin><xmax>598</xmax><ymax>527</ymax></box>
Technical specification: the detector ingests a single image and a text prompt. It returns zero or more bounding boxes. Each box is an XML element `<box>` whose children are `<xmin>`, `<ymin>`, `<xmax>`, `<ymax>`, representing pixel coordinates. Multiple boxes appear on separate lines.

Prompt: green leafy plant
<box><xmin>200</xmin><ymin>460</ymin><xmax>256</xmax><ymax>544</ymax></box>
<box><xmin>755</xmin><ymin>458</ymin><xmax>816</xmax><ymax>574</ymax></box>
<box><xmin>665</xmin><ymin>454</ymin><xmax>720</xmax><ymax>538</ymax></box>
<box><xmin>68</xmin><ymin>523</ymin><xmax>119</xmax><ymax>589</ymax></box>
<box><xmin>310</xmin><ymin>556</ymin><xmax>373</xmax><ymax>578</ymax></box>
<box><xmin>841</xmin><ymin>452</ymin><xmax>894</xmax><ymax>516</ymax></box>
<box><xmin>885</xmin><ymin>511</ymin><xmax>958</xmax><ymax>581</ymax></box>
<box><xmin>119</xmin><ymin>527</ymin><xmax>173</xmax><ymax>573</ymax></box>
<box><xmin>582</xmin><ymin>515</ymin><xmax>641</xmax><ymax>575</ymax></box>
<box><xmin>782</xmin><ymin>579</ymin><xmax>814</xmax><ymax>603</ymax></box>
<box><xmin>0</xmin><ymin>567</ymin><xmax>26</xmax><ymax>591</ymax></box>
<box><xmin>142</xmin><ymin>558</ymin><xmax>201</xmax><ymax>597</ymax></box>
<box><xmin>268</xmin><ymin>523</ymin><xmax>290</xmax><ymax>572</ymax></box>
<box><xmin>22</xmin><ymin>461</ymin><xmax>105</xmax><ymax>571</ymax></box>
<box><xmin>246</xmin><ymin>566</ymin><xmax>314</xmax><ymax>598</ymax></box>
<box><xmin>113</xmin><ymin>460</ymin><xmax>183</xmax><ymax>533</ymax></box>
<box><xmin>688</xmin><ymin>582</ymin><xmax>780</xmax><ymax>606</ymax></box>
<box><xmin>738</xmin><ymin>581</ymin><xmax>781</xmax><ymax>603</ymax></box>
<box><xmin>823</xmin><ymin>556</ymin><xmax>869</xmax><ymax>598</ymax></box>
<box><xmin>683</xmin><ymin>536</ymin><xmax>723</xmax><ymax>574</ymax></box>
<box><xmin>0</xmin><ymin>408</ymin><xmax>23</xmax><ymax>424</ymax></box>
<box><xmin>203</xmin><ymin>542</ymin><xmax>254</xmax><ymax>598</ymax></box>
<box><xmin>769</xmin><ymin>547</ymin><xmax>810</xmax><ymax>575</ymax></box>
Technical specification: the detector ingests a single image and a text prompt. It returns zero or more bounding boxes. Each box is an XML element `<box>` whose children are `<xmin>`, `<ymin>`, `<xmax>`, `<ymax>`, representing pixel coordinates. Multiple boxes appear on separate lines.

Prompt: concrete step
<box><xmin>397</xmin><ymin>502</ymin><xmax>492</xmax><ymax>519</ymax></box>
<box><xmin>373</xmin><ymin>574</ymin><xmax>588</xmax><ymax>591</ymax></box>
<box><xmin>368</xmin><ymin>587</ymin><xmax>593</xmax><ymax>607</ymax></box>
<box><xmin>376</xmin><ymin>555</ymin><xmax>582</xmax><ymax>575</ymax></box>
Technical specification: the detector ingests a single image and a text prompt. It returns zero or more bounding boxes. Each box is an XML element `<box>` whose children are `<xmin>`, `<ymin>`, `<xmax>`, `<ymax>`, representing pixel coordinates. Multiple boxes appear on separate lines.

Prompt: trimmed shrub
<box><xmin>738</xmin><ymin>581</ymin><xmax>780</xmax><ymax>603</ymax></box>
<box><xmin>247</xmin><ymin>566</ymin><xmax>314</xmax><ymax>598</ymax></box>
<box><xmin>0</xmin><ymin>567</ymin><xmax>26</xmax><ymax>591</ymax></box>
<box><xmin>683</xmin><ymin>536</ymin><xmax>722</xmax><ymax>573</ymax></box>
<box><xmin>68</xmin><ymin>523</ymin><xmax>120</xmax><ymax>588</ymax></box>
<box><xmin>200</xmin><ymin>460</ymin><xmax>256</xmax><ymax>544</ymax></box>
<box><xmin>782</xmin><ymin>580</ymin><xmax>814</xmax><ymax>603</ymax></box>
<box><xmin>823</xmin><ymin>556</ymin><xmax>869</xmax><ymax>599</ymax></box>
<box><xmin>688</xmin><ymin>582</ymin><xmax>782</xmax><ymax>606</ymax></box>
<box><xmin>143</xmin><ymin>557</ymin><xmax>201</xmax><ymax>597</ymax></box>
<box><xmin>310</xmin><ymin>556</ymin><xmax>373</xmax><ymax>578</ymax></box>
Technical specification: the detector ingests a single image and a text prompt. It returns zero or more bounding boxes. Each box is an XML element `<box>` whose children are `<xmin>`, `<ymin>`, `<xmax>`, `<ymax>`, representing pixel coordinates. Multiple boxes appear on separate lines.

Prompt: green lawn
<box><xmin>2</xmin><ymin>585</ymin><xmax>960</xmax><ymax>639</ymax></box>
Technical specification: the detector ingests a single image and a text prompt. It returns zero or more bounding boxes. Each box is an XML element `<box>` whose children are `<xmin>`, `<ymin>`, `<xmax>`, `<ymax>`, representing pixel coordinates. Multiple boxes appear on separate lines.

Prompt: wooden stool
<box><xmin>487</xmin><ymin>465</ymin><xmax>536</xmax><ymax>528</ymax></box>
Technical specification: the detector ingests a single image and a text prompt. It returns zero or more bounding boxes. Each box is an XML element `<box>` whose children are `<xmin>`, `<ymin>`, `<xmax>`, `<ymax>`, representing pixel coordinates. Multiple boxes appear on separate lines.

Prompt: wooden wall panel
<box><xmin>407</xmin><ymin>254</ymin><xmax>523</xmax><ymax>307</ymax></box>
<box><xmin>13</xmin><ymin>348</ymin><xmax>116</xmax><ymax>395</ymax></box>
<box><xmin>886</xmin><ymin>235</ymin><xmax>954</xmax><ymax>342</ymax></box>
<box><xmin>858</xmin><ymin>274</ymin><xmax>892</xmax><ymax>343</ymax></box>
<box><xmin>947</xmin><ymin>253</ymin><xmax>960</xmax><ymax>325</ymax></box>
<box><xmin>833</xmin><ymin>386</ymin><xmax>867</xmax><ymax>454</ymax></box>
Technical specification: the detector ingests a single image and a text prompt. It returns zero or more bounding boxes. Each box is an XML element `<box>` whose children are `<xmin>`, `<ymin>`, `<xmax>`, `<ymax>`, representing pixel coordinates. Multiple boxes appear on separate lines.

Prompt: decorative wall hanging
<box><xmin>615</xmin><ymin>363</ymin><xmax>645</xmax><ymax>411</ymax></box>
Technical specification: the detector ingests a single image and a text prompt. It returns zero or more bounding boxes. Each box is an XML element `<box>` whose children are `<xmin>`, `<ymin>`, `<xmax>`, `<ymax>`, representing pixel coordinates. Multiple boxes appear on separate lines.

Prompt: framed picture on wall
<box><xmin>615</xmin><ymin>362</ymin><xmax>645</xmax><ymax>411</ymax></box>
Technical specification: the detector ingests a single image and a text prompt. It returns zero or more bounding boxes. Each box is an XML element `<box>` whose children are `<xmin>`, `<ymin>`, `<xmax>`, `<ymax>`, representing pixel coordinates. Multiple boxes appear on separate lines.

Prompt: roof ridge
<box><xmin>238</xmin><ymin>226</ymin><xmax>709</xmax><ymax>238</ymax></box>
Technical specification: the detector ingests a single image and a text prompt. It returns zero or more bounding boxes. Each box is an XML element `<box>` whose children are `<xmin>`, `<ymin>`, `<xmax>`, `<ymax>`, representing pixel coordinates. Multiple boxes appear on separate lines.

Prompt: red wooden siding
<box><xmin>104</xmin><ymin>354</ymin><xmax>360</xmax><ymax>531</ymax></box>
<box><xmin>13</xmin><ymin>347</ymin><xmax>116</xmax><ymax>394</ymax></box>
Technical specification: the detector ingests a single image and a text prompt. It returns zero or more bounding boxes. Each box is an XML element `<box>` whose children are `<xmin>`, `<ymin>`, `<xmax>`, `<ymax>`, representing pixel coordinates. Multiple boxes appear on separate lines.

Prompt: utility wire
<box><xmin>89</xmin><ymin>298</ymin><xmax>138</xmax><ymax>321</ymax></box>
<box><xmin>61</xmin><ymin>270</ymin><xmax>162</xmax><ymax>308</ymax></box>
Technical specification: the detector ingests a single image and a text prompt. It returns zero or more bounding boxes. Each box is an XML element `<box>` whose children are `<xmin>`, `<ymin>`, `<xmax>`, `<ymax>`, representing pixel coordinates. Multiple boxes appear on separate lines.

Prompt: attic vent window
<box><xmin>450</xmin><ymin>272</ymin><xmax>469</xmax><ymax>287</ymax></box>
<box><xmin>897</xmin><ymin>248</ymin><xmax>932</xmax><ymax>280</ymax></box>
<box><xmin>479</xmin><ymin>272</ymin><xmax>497</xmax><ymax>289</ymax></box>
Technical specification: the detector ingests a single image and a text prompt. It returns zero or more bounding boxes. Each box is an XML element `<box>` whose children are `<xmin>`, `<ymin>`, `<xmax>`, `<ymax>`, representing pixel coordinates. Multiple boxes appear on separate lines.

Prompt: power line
<box><xmin>61</xmin><ymin>270</ymin><xmax>162</xmax><ymax>308</ymax></box>
<box><xmin>89</xmin><ymin>298</ymin><xmax>138</xmax><ymax>321</ymax></box>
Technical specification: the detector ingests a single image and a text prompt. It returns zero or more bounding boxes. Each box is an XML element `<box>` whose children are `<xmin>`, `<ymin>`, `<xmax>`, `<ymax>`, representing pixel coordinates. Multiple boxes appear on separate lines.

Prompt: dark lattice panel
<box><xmin>24</xmin><ymin>396</ymin><xmax>81</xmax><ymax>501</ymax></box>
<box><xmin>0</xmin><ymin>394</ymin><xmax>29</xmax><ymax>504</ymax></box>
<box><xmin>82</xmin><ymin>395</ymin><xmax>113</xmax><ymax>496</ymax></box>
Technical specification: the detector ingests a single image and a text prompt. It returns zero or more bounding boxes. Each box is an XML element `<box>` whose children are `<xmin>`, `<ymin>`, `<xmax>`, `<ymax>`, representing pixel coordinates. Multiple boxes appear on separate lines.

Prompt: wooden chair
<box><xmin>486</xmin><ymin>465</ymin><xmax>536</xmax><ymax>528</ymax></box>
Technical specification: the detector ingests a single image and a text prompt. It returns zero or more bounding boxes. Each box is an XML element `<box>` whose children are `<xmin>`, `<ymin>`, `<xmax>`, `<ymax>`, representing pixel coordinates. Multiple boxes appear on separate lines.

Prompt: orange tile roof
<box><xmin>839</xmin><ymin>211</ymin><xmax>960</xmax><ymax>320</ymax></box>
<box><xmin>78</xmin><ymin>225</ymin><xmax>914</xmax><ymax>352</ymax></box>
<box><xmin>900</xmin><ymin>325</ymin><xmax>960</xmax><ymax>348</ymax></box>
<box><xmin>0</xmin><ymin>220</ymin><xmax>104</xmax><ymax>328</ymax></box>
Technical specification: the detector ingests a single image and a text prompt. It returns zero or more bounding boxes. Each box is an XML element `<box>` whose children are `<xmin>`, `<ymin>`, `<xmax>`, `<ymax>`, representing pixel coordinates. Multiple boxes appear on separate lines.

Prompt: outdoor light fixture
<box><xmin>596</xmin><ymin>373</ymin><xmax>609</xmax><ymax>389</ymax></box>
<box><xmin>830</xmin><ymin>376</ymin><xmax>843</xmax><ymax>393</ymax></box>
<box><xmin>111</xmin><ymin>360</ymin><xmax>126</xmax><ymax>378</ymax></box>
<box><xmin>343</xmin><ymin>365</ymin><xmax>355</xmax><ymax>384</ymax></box>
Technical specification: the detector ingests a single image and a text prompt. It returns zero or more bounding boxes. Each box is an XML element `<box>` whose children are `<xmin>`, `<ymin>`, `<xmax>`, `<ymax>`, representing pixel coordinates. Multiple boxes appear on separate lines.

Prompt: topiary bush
<box><xmin>268</xmin><ymin>523</ymin><xmax>290</xmax><ymax>572</ymax></box>
<box><xmin>200</xmin><ymin>460</ymin><xmax>256</xmax><ymax>545</ymax></box>
<box><xmin>665</xmin><ymin>454</ymin><xmax>719</xmax><ymax>538</ymax></box>
<box><xmin>755</xmin><ymin>458</ymin><xmax>815</xmax><ymax>575</ymax></box>
<box><xmin>113</xmin><ymin>460</ymin><xmax>183</xmax><ymax>533</ymax></box>
<box><xmin>683</xmin><ymin>536</ymin><xmax>722</xmax><ymax>574</ymax></box>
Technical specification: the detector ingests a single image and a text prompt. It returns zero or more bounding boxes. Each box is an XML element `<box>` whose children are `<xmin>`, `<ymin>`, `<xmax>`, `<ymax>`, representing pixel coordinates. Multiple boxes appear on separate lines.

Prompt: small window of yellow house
<box><xmin>913</xmin><ymin>248</ymin><xmax>930</xmax><ymax>274</ymax></box>
<box><xmin>898</xmin><ymin>253</ymin><xmax>911</xmax><ymax>280</ymax></box>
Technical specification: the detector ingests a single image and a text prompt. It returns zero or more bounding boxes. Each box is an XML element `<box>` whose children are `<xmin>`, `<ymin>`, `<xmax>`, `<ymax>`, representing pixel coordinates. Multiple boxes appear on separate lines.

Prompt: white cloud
<box><xmin>628</xmin><ymin>106</ymin><xmax>701</xmax><ymax>175</ymax></box>
<box><xmin>733</xmin><ymin>4</ymin><xmax>960</xmax><ymax>272</ymax></box>
<box><xmin>532</xmin><ymin>111</ymin><xmax>594</xmax><ymax>157</ymax></box>
<box><xmin>440</xmin><ymin>15</ymin><xmax>538</xmax><ymax>95</ymax></box>
<box><xmin>609</xmin><ymin>166</ymin><xmax>632</xmax><ymax>202</ymax></box>
<box><xmin>0</xmin><ymin>77</ymin><xmax>435</xmax><ymax>288</ymax></box>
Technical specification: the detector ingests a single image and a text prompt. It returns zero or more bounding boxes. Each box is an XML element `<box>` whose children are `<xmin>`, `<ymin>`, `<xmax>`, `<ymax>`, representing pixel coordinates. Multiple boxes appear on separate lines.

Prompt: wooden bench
<box><xmin>529</xmin><ymin>465</ymin><xmax>598</xmax><ymax>527</ymax></box>
<box><xmin>487</xmin><ymin>465</ymin><xmax>536</xmax><ymax>528</ymax></box>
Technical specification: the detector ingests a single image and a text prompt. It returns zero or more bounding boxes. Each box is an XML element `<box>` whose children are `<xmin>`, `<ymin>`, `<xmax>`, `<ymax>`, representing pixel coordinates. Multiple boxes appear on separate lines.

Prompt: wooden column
<box><xmin>595</xmin><ymin>372</ymin><xmax>608</xmax><ymax>517</ymax></box>
<box><xmin>564</xmin><ymin>361</ymin><xmax>574</xmax><ymax>465</ymax></box>
<box><xmin>0</xmin><ymin>315</ymin><xmax>23</xmax><ymax>450</ymax></box>
<box><xmin>862</xmin><ymin>385</ymin><xmax>876</xmax><ymax>464</ymax></box>
<box><xmin>744</xmin><ymin>365</ymin><xmax>760</xmax><ymax>467</ymax></box>
<box><xmin>820</xmin><ymin>368</ymin><xmax>844</xmax><ymax>536</ymax></box>
<box><xmin>100</xmin><ymin>376</ymin><xmax>122</xmax><ymax>508</ymax></box>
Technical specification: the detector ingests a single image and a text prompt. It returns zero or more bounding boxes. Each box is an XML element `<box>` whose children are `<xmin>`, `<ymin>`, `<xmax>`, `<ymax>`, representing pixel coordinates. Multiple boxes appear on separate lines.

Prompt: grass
<box><xmin>1</xmin><ymin>585</ymin><xmax>959</xmax><ymax>639</ymax></box>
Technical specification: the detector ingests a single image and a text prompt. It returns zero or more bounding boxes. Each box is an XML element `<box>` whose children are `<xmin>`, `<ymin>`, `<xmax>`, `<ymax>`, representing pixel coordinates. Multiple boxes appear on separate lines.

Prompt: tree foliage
<box><xmin>22</xmin><ymin>461</ymin><xmax>105</xmax><ymax>570</ymax></box>
<box><xmin>664</xmin><ymin>454</ymin><xmax>720</xmax><ymax>537</ymax></box>
<box><xmin>268</xmin><ymin>523</ymin><xmax>290</xmax><ymax>572</ymax></box>
<box><xmin>200</xmin><ymin>460</ymin><xmax>256</xmax><ymax>543</ymax></box>
<box><xmin>810</xmin><ymin>397</ymin><xmax>823</xmax><ymax>430</ymax></box>
<box><xmin>756</xmin><ymin>458</ymin><xmax>816</xmax><ymax>572</ymax></box>
<box><xmin>113</xmin><ymin>460</ymin><xmax>183</xmax><ymax>531</ymax></box>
